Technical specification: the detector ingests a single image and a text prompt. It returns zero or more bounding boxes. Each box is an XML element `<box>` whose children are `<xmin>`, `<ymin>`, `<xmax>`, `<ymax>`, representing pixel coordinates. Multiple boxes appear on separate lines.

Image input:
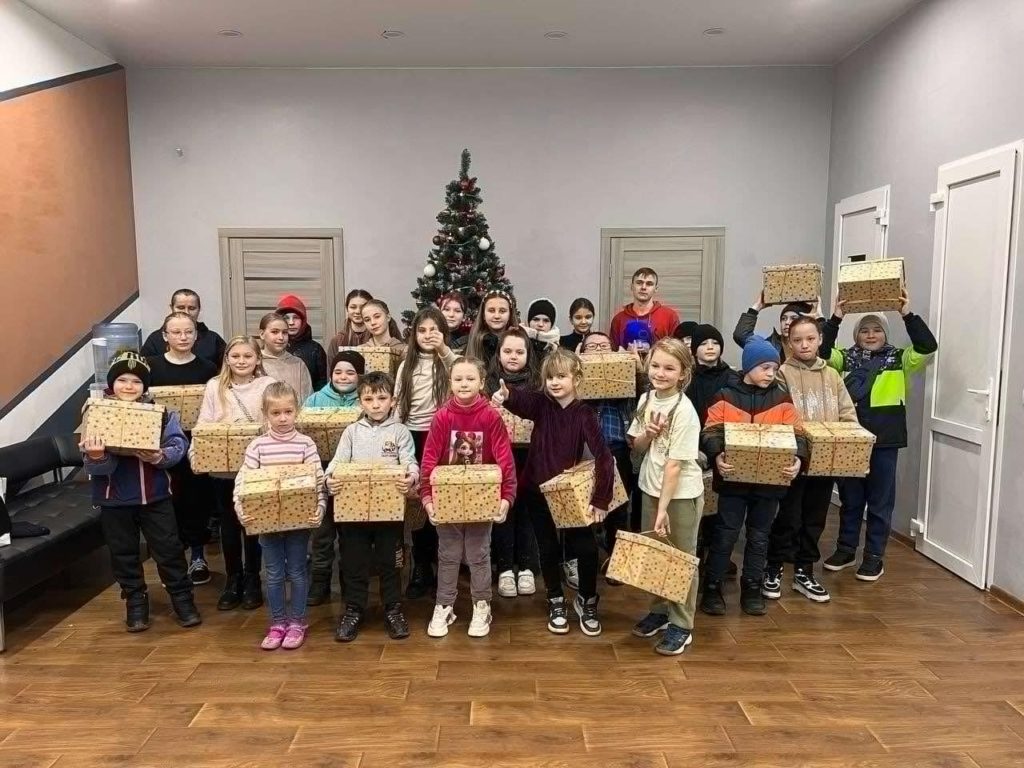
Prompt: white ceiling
<box><xmin>25</xmin><ymin>0</ymin><xmax>923</xmax><ymax>68</ymax></box>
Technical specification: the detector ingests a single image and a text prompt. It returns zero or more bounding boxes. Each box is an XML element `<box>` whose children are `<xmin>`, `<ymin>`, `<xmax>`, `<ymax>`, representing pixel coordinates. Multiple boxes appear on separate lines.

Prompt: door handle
<box><xmin>966</xmin><ymin>378</ymin><xmax>994</xmax><ymax>422</ymax></box>
<box><xmin>966</xmin><ymin>388</ymin><xmax>990</xmax><ymax>395</ymax></box>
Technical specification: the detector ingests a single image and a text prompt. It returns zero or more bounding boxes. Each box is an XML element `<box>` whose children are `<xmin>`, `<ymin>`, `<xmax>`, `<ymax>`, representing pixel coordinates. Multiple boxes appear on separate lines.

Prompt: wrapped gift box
<box><xmin>606</xmin><ymin>530</ymin><xmax>700</xmax><ymax>603</ymax></box>
<box><xmin>297</xmin><ymin>408</ymin><xmax>360</xmax><ymax>459</ymax></box>
<box><xmin>497</xmin><ymin>406</ymin><xmax>534</xmax><ymax>445</ymax></box>
<box><xmin>149</xmin><ymin>385</ymin><xmax>206</xmax><ymax>431</ymax></box>
<box><xmin>430</xmin><ymin>464</ymin><xmax>501</xmax><ymax>524</ymax></box>
<box><xmin>762</xmin><ymin>263</ymin><xmax>822</xmax><ymax>305</ymax></box>
<box><xmin>578</xmin><ymin>352</ymin><xmax>636</xmax><ymax>400</ymax></box>
<box><xmin>702</xmin><ymin>471</ymin><xmax>718</xmax><ymax>517</ymax></box>
<box><xmin>331</xmin><ymin>462</ymin><xmax>407</xmax><ymax>523</ymax></box>
<box><xmin>540</xmin><ymin>460</ymin><xmax>630</xmax><ymax>529</ymax></box>
<box><xmin>190</xmin><ymin>422</ymin><xmax>263</xmax><ymax>473</ymax></box>
<box><xmin>237</xmin><ymin>464</ymin><xmax>320</xmax><ymax>535</ymax></box>
<box><xmin>83</xmin><ymin>399</ymin><xmax>165</xmax><ymax>452</ymax></box>
<box><xmin>723</xmin><ymin>423</ymin><xmax>797</xmax><ymax>486</ymax></box>
<box><xmin>803</xmin><ymin>422</ymin><xmax>876</xmax><ymax>477</ymax></box>
<box><xmin>837</xmin><ymin>258</ymin><xmax>906</xmax><ymax>314</ymax></box>
<box><xmin>338</xmin><ymin>345</ymin><xmax>402</xmax><ymax>375</ymax></box>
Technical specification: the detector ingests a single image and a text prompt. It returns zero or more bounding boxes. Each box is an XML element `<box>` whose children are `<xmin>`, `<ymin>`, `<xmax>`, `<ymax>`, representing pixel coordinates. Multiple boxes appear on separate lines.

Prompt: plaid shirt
<box><xmin>591</xmin><ymin>398</ymin><xmax>633</xmax><ymax>449</ymax></box>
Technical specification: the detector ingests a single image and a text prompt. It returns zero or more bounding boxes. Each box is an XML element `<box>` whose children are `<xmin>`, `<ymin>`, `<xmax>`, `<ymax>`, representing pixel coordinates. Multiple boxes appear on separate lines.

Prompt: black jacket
<box><xmin>287</xmin><ymin>326</ymin><xmax>328</xmax><ymax>391</ymax></box>
<box><xmin>141</xmin><ymin>322</ymin><xmax>226</xmax><ymax>368</ymax></box>
<box><xmin>686</xmin><ymin>360</ymin><xmax>740</xmax><ymax>429</ymax></box>
<box><xmin>560</xmin><ymin>331</ymin><xmax>585</xmax><ymax>352</ymax></box>
<box><xmin>733</xmin><ymin>309</ymin><xmax>785</xmax><ymax>359</ymax></box>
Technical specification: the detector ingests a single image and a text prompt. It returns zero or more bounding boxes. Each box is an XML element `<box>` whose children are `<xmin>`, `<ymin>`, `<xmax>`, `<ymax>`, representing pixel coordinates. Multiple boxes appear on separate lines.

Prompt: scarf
<box><xmin>486</xmin><ymin>366</ymin><xmax>531</xmax><ymax>395</ymax></box>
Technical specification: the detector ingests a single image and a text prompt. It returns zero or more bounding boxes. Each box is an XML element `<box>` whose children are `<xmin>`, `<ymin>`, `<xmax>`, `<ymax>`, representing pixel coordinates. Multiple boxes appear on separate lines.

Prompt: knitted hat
<box><xmin>672</xmin><ymin>321</ymin><xmax>700</xmax><ymax>341</ymax></box>
<box><xmin>780</xmin><ymin>302</ymin><xmax>812</xmax><ymax>318</ymax></box>
<box><xmin>741</xmin><ymin>336</ymin><xmax>780</xmax><ymax>374</ymax></box>
<box><xmin>855</xmin><ymin>314</ymin><xmax>890</xmax><ymax>343</ymax></box>
<box><xmin>528</xmin><ymin>298</ymin><xmax>556</xmax><ymax>325</ymax></box>
<box><xmin>107</xmin><ymin>351</ymin><xmax>152</xmax><ymax>390</ymax></box>
<box><xmin>690</xmin><ymin>324</ymin><xmax>725</xmax><ymax>357</ymax></box>
<box><xmin>331</xmin><ymin>349</ymin><xmax>365</xmax><ymax>376</ymax></box>
<box><xmin>276</xmin><ymin>294</ymin><xmax>308</xmax><ymax>319</ymax></box>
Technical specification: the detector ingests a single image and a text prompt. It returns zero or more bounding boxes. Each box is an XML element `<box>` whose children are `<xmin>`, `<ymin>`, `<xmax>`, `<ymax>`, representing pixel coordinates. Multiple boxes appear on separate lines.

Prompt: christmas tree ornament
<box><xmin>432</xmin><ymin>235</ymin><xmax>444</xmax><ymax>246</ymax></box>
<box><xmin>423</xmin><ymin>263</ymin><xmax>436</xmax><ymax>278</ymax></box>
<box><xmin>478</xmin><ymin>237</ymin><xmax>491</xmax><ymax>251</ymax></box>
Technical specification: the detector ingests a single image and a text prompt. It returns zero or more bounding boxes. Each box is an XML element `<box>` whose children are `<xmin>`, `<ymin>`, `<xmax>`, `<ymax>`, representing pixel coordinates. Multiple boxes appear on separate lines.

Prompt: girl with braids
<box><xmin>627</xmin><ymin>338</ymin><xmax>703</xmax><ymax>655</ymax></box>
<box><xmin>460</xmin><ymin>289</ymin><xmax>517</xmax><ymax>367</ymax></box>
<box><xmin>395</xmin><ymin>306</ymin><xmax>459</xmax><ymax>599</ymax></box>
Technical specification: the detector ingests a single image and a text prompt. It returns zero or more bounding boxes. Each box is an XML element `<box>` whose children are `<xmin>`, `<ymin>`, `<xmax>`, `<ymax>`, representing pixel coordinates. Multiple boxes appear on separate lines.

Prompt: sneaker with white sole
<box><xmin>855</xmin><ymin>555</ymin><xmax>884</xmax><ymax>582</ymax></box>
<box><xmin>573</xmin><ymin>594</ymin><xmax>602</xmax><ymax>637</ymax></box>
<box><xmin>497</xmin><ymin>570</ymin><xmax>517</xmax><ymax>598</ymax></box>
<box><xmin>793</xmin><ymin>567</ymin><xmax>831</xmax><ymax>602</ymax></box>
<box><xmin>467</xmin><ymin>600</ymin><xmax>492</xmax><ymax>637</ymax></box>
<box><xmin>426</xmin><ymin>604</ymin><xmax>456</xmax><ymax>637</ymax></box>
<box><xmin>762</xmin><ymin>565</ymin><xmax>782</xmax><ymax>600</ymax></box>
<box><xmin>632</xmin><ymin>612</ymin><xmax>669</xmax><ymax>638</ymax></box>
<box><xmin>655</xmin><ymin>624</ymin><xmax>693</xmax><ymax>656</ymax></box>
<box><xmin>547</xmin><ymin>597</ymin><xmax>570</xmax><ymax>634</ymax></box>
<box><xmin>517</xmin><ymin>569</ymin><xmax>536</xmax><ymax>595</ymax></box>
<box><xmin>188</xmin><ymin>557</ymin><xmax>212</xmax><ymax>586</ymax></box>
<box><xmin>562</xmin><ymin>559</ymin><xmax>579</xmax><ymax>590</ymax></box>
<box><xmin>823</xmin><ymin>549</ymin><xmax>857</xmax><ymax>571</ymax></box>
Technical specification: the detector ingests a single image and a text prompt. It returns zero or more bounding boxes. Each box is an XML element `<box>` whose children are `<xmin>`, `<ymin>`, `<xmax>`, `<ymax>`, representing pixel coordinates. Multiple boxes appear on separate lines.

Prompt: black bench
<box><xmin>0</xmin><ymin>434</ymin><xmax>103</xmax><ymax>651</ymax></box>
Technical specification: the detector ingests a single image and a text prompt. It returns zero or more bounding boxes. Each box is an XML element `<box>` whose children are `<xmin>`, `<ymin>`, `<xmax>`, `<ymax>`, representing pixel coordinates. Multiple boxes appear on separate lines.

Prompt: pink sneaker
<box><xmin>282</xmin><ymin>622</ymin><xmax>307</xmax><ymax>650</ymax></box>
<box><xmin>260</xmin><ymin>624</ymin><xmax>287</xmax><ymax>650</ymax></box>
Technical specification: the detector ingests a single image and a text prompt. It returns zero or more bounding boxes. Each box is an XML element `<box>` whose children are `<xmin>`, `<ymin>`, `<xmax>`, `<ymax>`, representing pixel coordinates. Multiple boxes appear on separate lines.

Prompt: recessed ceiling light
<box><xmin>544</xmin><ymin>30</ymin><xmax>569</xmax><ymax>40</ymax></box>
<box><xmin>703</xmin><ymin>27</ymin><xmax>726</xmax><ymax>36</ymax></box>
<box><xmin>381</xmin><ymin>30</ymin><xmax>405</xmax><ymax>39</ymax></box>
<box><xmin>218</xmin><ymin>29</ymin><xmax>243</xmax><ymax>37</ymax></box>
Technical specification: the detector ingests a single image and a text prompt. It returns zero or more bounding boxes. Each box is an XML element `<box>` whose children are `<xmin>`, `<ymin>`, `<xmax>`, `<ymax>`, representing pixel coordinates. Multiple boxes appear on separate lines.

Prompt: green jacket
<box><xmin>304</xmin><ymin>383</ymin><xmax>359</xmax><ymax>409</ymax></box>
<box><xmin>819</xmin><ymin>313</ymin><xmax>937</xmax><ymax>448</ymax></box>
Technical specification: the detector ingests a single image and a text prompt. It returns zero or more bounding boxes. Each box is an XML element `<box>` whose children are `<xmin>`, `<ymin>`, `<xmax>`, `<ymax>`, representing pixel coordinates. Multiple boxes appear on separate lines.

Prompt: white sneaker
<box><xmin>562</xmin><ymin>559</ymin><xmax>580</xmax><ymax>590</ymax></box>
<box><xmin>497</xmin><ymin>570</ymin><xmax>517</xmax><ymax>598</ymax></box>
<box><xmin>426</xmin><ymin>604</ymin><xmax>456</xmax><ymax>637</ymax></box>
<box><xmin>467</xmin><ymin>600</ymin><xmax>492</xmax><ymax>637</ymax></box>
<box><xmin>517</xmin><ymin>569</ymin><xmax>536</xmax><ymax>595</ymax></box>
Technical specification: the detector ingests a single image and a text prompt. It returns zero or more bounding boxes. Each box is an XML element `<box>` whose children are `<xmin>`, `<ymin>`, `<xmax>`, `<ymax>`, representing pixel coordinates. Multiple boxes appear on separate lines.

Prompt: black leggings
<box><xmin>409</xmin><ymin>431</ymin><xmax>438</xmax><ymax>570</ymax></box>
<box><xmin>169</xmin><ymin>459</ymin><xmax>213</xmax><ymax>550</ymax></box>
<box><xmin>526</xmin><ymin>486</ymin><xmax>598</xmax><ymax>600</ymax></box>
<box><xmin>213</xmin><ymin>477</ymin><xmax>262</xmax><ymax>579</ymax></box>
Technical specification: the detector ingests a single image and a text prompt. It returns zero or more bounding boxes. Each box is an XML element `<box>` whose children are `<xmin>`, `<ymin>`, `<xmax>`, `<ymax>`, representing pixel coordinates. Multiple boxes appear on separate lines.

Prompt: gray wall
<box><xmin>826</xmin><ymin>0</ymin><xmax>1024</xmax><ymax>597</ymax></box>
<box><xmin>127</xmin><ymin>66</ymin><xmax>832</xmax><ymax>355</ymax></box>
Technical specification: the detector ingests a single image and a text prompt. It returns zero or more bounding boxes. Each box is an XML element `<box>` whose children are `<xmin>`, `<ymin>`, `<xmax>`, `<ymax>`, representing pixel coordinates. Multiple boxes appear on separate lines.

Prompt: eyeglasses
<box><xmin>583</xmin><ymin>342</ymin><xmax>612</xmax><ymax>352</ymax></box>
<box><xmin>166</xmin><ymin>330</ymin><xmax>196</xmax><ymax>338</ymax></box>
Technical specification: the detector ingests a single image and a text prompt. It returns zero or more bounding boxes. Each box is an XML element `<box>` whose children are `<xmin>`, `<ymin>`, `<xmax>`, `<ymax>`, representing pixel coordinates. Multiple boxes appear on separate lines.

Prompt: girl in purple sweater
<box><xmin>492</xmin><ymin>348</ymin><xmax>614</xmax><ymax>637</ymax></box>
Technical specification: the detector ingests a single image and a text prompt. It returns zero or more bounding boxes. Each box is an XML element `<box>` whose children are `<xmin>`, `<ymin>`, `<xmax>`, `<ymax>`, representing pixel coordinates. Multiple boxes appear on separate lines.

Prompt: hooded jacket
<box><xmin>326</xmin><ymin>413</ymin><xmax>419</xmax><ymax>481</ymax></box>
<box><xmin>609</xmin><ymin>301</ymin><xmax>680</xmax><ymax>350</ymax></box>
<box><xmin>277</xmin><ymin>294</ymin><xmax>329</xmax><ymax>391</ymax></box>
<box><xmin>141</xmin><ymin>322</ymin><xmax>226</xmax><ymax>368</ymax></box>
<box><xmin>686</xmin><ymin>359</ymin><xmax>741</xmax><ymax>428</ymax></box>
<box><xmin>778</xmin><ymin>355</ymin><xmax>857</xmax><ymax>423</ymax></box>
<box><xmin>304</xmin><ymin>382</ymin><xmax>359</xmax><ymax>409</ymax></box>
<box><xmin>262</xmin><ymin>350</ymin><xmax>313</xmax><ymax>403</ymax></box>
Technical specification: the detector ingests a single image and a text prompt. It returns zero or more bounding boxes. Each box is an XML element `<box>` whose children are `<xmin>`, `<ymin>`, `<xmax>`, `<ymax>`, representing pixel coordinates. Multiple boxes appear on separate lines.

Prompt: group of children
<box><xmin>78</xmin><ymin>268</ymin><xmax>937</xmax><ymax>656</ymax></box>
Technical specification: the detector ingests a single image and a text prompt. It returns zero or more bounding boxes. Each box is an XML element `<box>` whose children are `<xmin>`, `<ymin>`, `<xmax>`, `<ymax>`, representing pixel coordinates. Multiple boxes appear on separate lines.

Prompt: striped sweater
<box><xmin>233</xmin><ymin>429</ymin><xmax>327</xmax><ymax>521</ymax></box>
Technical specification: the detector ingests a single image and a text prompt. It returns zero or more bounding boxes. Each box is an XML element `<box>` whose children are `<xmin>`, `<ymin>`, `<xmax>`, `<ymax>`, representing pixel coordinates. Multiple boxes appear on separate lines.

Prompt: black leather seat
<box><xmin>0</xmin><ymin>434</ymin><xmax>103</xmax><ymax>651</ymax></box>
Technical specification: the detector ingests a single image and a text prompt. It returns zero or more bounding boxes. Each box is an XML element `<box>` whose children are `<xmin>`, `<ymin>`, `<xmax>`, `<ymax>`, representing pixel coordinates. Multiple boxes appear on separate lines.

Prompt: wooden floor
<box><xmin>2</xmin><ymin>531</ymin><xmax>1024</xmax><ymax>768</ymax></box>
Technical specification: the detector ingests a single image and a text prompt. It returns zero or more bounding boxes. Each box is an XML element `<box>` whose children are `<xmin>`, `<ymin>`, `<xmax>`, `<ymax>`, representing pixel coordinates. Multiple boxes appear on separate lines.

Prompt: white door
<box><xmin>915</xmin><ymin>144</ymin><xmax>1020</xmax><ymax>588</ymax></box>
<box><xmin>831</xmin><ymin>187</ymin><xmax>889</xmax><ymax>349</ymax></box>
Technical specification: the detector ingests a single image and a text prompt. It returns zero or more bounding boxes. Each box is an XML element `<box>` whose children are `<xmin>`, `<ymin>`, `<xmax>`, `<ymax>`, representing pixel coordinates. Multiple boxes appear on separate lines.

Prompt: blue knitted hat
<box><xmin>741</xmin><ymin>336</ymin><xmax>780</xmax><ymax>374</ymax></box>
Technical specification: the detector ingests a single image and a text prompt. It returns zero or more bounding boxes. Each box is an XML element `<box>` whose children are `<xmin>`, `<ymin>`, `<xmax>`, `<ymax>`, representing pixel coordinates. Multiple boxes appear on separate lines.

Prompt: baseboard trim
<box><xmin>889</xmin><ymin>529</ymin><xmax>915</xmax><ymax>549</ymax></box>
<box><xmin>989</xmin><ymin>586</ymin><xmax>1024</xmax><ymax>616</ymax></box>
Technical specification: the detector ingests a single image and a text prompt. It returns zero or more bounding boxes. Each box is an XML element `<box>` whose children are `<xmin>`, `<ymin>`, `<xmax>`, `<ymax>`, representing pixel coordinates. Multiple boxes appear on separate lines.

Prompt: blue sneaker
<box><xmin>655</xmin><ymin>625</ymin><xmax>693</xmax><ymax>656</ymax></box>
<box><xmin>632</xmin><ymin>612</ymin><xmax>670</xmax><ymax>638</ymax></box>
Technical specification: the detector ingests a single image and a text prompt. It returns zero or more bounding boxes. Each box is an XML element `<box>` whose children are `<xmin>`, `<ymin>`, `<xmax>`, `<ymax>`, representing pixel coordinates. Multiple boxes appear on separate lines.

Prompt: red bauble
<box><xmin>459</xmin><ymin>179</ymin><xmax>472</xmax><ymax>191</ymax></box>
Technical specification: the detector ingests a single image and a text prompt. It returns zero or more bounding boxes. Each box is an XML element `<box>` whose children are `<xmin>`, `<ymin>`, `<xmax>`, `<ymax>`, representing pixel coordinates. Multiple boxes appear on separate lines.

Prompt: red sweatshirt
<box><xmin>420</xmin><ymin>395</ymin><xmax>517</xmax><ymax>507</ymax></box>
<box><xmin>609</xmin><ymin>301</ymin><xmax>680</xmax><ymax>350</ymax></box>
<box><xmin>503</xmin><ymin>388</ymin><xmax>615</xmax><ymax>510</ymax></box>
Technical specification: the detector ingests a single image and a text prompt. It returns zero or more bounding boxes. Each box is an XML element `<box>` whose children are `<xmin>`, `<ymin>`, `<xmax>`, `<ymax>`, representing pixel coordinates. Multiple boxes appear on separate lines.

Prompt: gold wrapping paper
<box><xmin>296</xmin><ymin>408</ymin><xmax>360</xmax><ymax>459</ymax></box>
<box><xmin>497</xmin><ymin>406</ymin><xmax>534</xmax><ymax>445</ymax></box>
<box><xmin>605</xmin><ymin>530</ymin><xmax>700</xmax><ymax>603</ymax></box>
<box><xmin>429</xmin><ymin>464</ymin><xmax>502</xmax><ymax>523</ymax></box>
<box><xmin>723</xmin><ymin>423</ymin><xmax>798</xmax><ymax>486</ymax></box>
<box><xmin>577</xmin><ymin>352</ymin><xmax>636</xmax><ymax>400</ymax></box>
<box><xmin>539</xmin><ymin>460</ymin><xmax>630</xmax><ymax>529</ymax></box>
<box><xmin>237</xmin><ymin>464</ymin><xmax>320</xmax><ymax>534</ymax></box>
<box><xmin>762</xmin><ymin>263</ymin><xmax>823</xmax><ymax>305</ymax></box>
<box><xmin>149</xmin><ymin>385</ymin><xmax>206</xmax><ymax>431</ymax></box>
<box><xmin>837</xmin><ymin>258</ymin><xmax>906</xmax><ymax>314</ymax></box>
<box><xmin>803</xmin><ymin>422</ymin><xmax>875</xmax><ymax>477</ymax></box>
<box><xmin>190</xmin><ymin>423</ymin><xmax>263</xmax><ymax>473</ymax></box>
<box><xmin>338</xmin><ymin>345</ymin><xmax>402</xmax><ymax>375</ymax></box>
<box><xmin>331</xmin><ymin>462</ymin><xmax>407</xmax><ymax>523</ymax></box>
<box><xmin>702</xmin><ymin>471</ymin><xmax>718</xmax><ymax>517</ymax></box>
<box><xmin>83</xmin><ymin>400</ymin><xmax>165</xmax><ymax>452</ymax></box>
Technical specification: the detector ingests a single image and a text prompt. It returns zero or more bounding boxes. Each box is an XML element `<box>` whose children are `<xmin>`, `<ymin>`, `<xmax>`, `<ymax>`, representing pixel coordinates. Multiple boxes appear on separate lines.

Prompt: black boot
<box><xmin>306</xmin><ymin>577</ymin><xmax>331</xmax><ymax>607</ymax></box>
<box><xmin>699</xmin><ymin>581</ymin><xmax>726</xmax><ymax>616</ymax></box>
<box><xmin>124</xmin><ymin>589</ymin><xmax>151</xmax><ymax>633</ymax></box>
<box><xmin>241</xmin><ymin>572</ymin><xmax>263</xmax><ymax>610</ymax></box>
<box><xmin>740</xmin><ymin>580</ymin><xmax>767</xmax><ymax>616</ymax></box>
<box><xmin>405</xmin><ymin>560</ymin><xmax>434</xmax><ymax>600</ymax></box>
<box><xmin>217</xmin><ymin>573</ymin><xmax>243</xmax><ymax>611</ymax></box>
<box><xmin>170</xmin><ymin>592</ymin><xmax>202</xmax><ymax>628</ymax></box>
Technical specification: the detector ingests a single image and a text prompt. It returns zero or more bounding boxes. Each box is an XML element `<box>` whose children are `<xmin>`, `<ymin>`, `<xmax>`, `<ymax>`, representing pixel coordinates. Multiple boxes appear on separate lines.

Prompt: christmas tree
<box><xmin>403</xmin><ymin>149</ymin><xmax>513</xmax><ymax>329</ymax></box>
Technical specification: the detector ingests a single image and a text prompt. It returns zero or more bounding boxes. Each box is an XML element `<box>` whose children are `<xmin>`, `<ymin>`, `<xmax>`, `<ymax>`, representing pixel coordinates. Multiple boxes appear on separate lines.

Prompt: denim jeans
<box><xmin>259</xmin><ymin>529</ymin><xmax>312</xmax><ymax>624</ymax></box>
<box><xmin>837</xmin><ymin>446</ymin><xmax>899</xmax><ymax>558</ymax></box>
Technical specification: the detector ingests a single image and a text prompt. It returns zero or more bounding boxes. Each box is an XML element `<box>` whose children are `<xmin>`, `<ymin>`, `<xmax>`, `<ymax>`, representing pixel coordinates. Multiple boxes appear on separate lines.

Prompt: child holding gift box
<box><xmin>421</xmin><ymin>358</ymin><xmax>516</xmax><ymax>638</ymax></box>
<box><xmin>80</xmin><ymin>351</ymin><xmax>201</xmax><ymax>633</ymax></box>
<box><xmin>819</xmin><ymin>290</ymin><xmax>937</xmax><ymax>581</ymax></box>
<box><xmin>234</xmin><ymin>382</ymin><xmax>326</xmax><ymax>650</ymax></box>
<box><xmin>146</xmin><ymin>311</ymin><xmax>219</xmax><ymax>587</ymax></box>
<box><xmin>327</xmin><ymin>371</ymin><xmax>418</xmax><ymax>642</ymax></box>
<box><xmin>259</xmin><ymin>312</ymin><xmax>313</xmax><ymax>403</ymax></box>
<box><xmin>733</xmin><ymin>289</ymin><xmax>818</xmax><ymax>363</ymax></box>
<box><xmin>396</xmin><ymin>306</ymin><xmax>460</xmax><ymax>599</ymax></box>
<box><xmin>764</xmin><ymin>315</ymin><xmax>858</xmax><ymax>604</ymax></box>
<box><xmin>193</xmin><ymin>336</ymin><xmax>275</xmax><ymax>611</ymax></box>
<box><xmin>459</xmin><ymin>289</ymin><xmax>517</xmax><ymax>365</ymax></box>
<box><xmin>492</xmin><ymin>348</ymin><xmax>615</xmax><ymax>637</ymax></box>
<box><xmin>627</xmin><ymin>338</ymin><xmax>704</xmax><ymax>655</ymax></box>
<box><xmin>699</xmin><ymin>337</ymin><xmax>809</xmax><ymax>617</ymax></box>
<box><xmin>485</xmin><ymin>327</ymin><xmax>542</xmax><ymax>598</ymax></box>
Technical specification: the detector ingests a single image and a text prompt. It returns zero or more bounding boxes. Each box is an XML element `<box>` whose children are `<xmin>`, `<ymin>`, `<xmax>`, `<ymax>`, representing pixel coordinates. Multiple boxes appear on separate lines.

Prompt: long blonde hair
<box><xmin>541</xmin><ymin>348</ymin><xmax>584</xmax><ymax>399</ymax></box>
<box><xmin>634</xmin><ymin>337</ymin><xmax>694</xmax><ymax>434</ymax></box>
<box><xmin>217</xmin><ymin>335</ymin><xmax>266</xmax><ymax>412</ymax></box>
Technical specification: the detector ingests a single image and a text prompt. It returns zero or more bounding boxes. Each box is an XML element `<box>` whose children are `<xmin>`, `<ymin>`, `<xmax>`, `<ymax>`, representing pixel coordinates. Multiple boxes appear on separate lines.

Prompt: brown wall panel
<box><xmin>0</xmin><ymin>68</ymin><xmax>138</xmax><ymax>407</ymax></box>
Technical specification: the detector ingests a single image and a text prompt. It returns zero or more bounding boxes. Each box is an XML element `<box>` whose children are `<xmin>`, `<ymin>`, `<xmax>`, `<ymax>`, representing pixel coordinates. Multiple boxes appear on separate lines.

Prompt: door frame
<box><xmin>598</xmin><ymin>226</ymin><xmax>725</xmax><ymax>332</ymax></box>
<box><xmin>217</xmin><ymin>227</ymin><xmax>345</xmax><ymax>341</ymax></box>
<box><xmin>830</xmin><ymin>186</ymin><xmax>890</xmax><ymax>298</ymax></box>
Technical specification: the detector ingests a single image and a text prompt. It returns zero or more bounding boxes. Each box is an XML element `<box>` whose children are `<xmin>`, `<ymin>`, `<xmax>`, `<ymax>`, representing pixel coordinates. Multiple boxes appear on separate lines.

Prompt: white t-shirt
<box><xmin>627</xmin><ymin>390</ymin><xmax>703</xmax><ymax>500</ymax></box>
